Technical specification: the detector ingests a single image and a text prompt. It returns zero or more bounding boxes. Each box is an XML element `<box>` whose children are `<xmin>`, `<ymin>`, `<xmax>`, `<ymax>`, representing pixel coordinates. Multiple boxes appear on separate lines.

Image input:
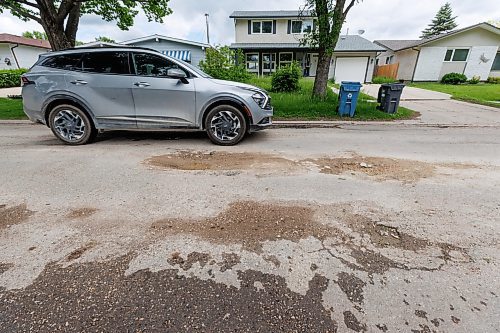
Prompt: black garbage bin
<box><xmin>377</xmin><ymin>83</ymin><xmax>405</xmax><ymax>114</ymax></box>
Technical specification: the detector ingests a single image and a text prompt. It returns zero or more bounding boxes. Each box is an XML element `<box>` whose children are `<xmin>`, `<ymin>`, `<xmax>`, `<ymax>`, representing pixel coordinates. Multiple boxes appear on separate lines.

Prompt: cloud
<box><xmin>1</xmin><ymin>0</ymin><xmax>498</xmax><ymax>44</ymax></box>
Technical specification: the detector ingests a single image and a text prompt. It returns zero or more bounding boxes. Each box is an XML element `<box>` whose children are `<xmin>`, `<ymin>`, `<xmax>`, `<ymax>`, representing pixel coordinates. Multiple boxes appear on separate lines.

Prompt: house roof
<box><xmin>120</xmin><ymin>34</ymin><xmax>210</xmax><ymax>48</ymax></box>
<box><xmin>373</xmin><ymin>40</ymin><xmax>420</xmax><ymax>52</ymax></box>
<box><xmin>0</xmin><ymin>33</ymin><xmax>51</xmax><ymax>49</ymax></box>
<box><xmin>230</xmin><ymin>10</ymin><xmax>314</xmax><ymax>19</ymax></box>
<box><xmin>374</xmin><ymin>22</ymin><xmax>500</xmax><ymax>52</ymax></box>
<box><xmin>231</xmin><ymin>35</ymin><xmax>385</xmax><ymax>52</ymax></box>
<box><xmin>76</xmin><ymin>41</ymin><xmax>124</xmax><ymax>48</ymax></box>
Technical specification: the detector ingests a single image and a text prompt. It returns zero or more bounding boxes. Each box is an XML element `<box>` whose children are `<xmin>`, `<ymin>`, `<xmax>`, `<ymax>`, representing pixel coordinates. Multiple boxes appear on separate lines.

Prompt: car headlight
<box><xmin>252</xmin><ymin>92</ymin><xmax>267</xmax><ymax>109</ymax></box>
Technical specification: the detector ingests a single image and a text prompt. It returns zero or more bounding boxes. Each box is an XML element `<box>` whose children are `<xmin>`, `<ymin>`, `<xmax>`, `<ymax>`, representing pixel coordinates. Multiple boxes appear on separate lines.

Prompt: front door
<box><xmin>309</xmin><ymin>53</ymin><xmax>319</xmax><ymax>76</ymax></box>
<box><xmin>64</xmin><ymin>51</ymin><xmax>137</xmax><ymax>129</ymax></box>
<box><xmin>131</xmin><ymin>52</ymin><xmax>196</xmax><ymax>128</ymax></box>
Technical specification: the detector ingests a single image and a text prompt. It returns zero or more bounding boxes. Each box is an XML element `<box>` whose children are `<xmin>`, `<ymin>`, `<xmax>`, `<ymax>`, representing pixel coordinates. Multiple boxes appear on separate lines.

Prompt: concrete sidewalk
<box><xmin>361</xmin><ymin>84</ymin><xmax>451</xmax><ymax>101</ymax></box>
<box><xmin>0</xmin><ymin>87</ymin><xmax>21</xmax><ymax>98</ymax></box>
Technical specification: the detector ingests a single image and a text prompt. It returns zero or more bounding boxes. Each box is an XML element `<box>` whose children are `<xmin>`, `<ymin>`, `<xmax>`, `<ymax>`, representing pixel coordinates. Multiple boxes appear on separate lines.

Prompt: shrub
<box><xmin>271</xmin><ymin>61</ymin><xmax>302</xmax><ymax>92</ymax></box>
<box><xmin>0</xmin><ymin>69</ymin><xmax>28</xmax><ymax>88</ymax></box>
<box><xmin>372</xmin><ymin>76</ymin><xmax>398</xmax><ymax>84</ymax></box>
<box><xmin>468</xmin><ymin>76</ymin><xmax>480</xmax><ymax>84</ymax></box>
<box><xmin>486</xmin><ymin>76</ymin><xmax>500</xmax><ymax>84</ymax></box>
<box><xmin>440</xmin><ymin>72</ymin><xmax>467</xmax><ymax>85</ymax></box>
<box><xmin>199</xmin><ymin>46</ymin><xmax>250</xmax><ymax>83</ymax></box>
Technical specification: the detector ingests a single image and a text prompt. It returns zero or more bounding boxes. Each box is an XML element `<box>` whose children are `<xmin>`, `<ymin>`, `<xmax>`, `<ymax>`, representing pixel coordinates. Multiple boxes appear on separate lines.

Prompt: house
<box><xmin>374</xmin><ymin>22</ymin><xmax>500</xmax><ymax>81</ymax></box>
<box><xmin>0</xmin><ymin>33</ymin><xmax>51</xmax><ymax>70</ymax></box>
<box><xmin>119</xmin><ymin>35</ymin><xmax>210</xmax><ymax>66</ymax></box>
<box><xmin>229</xmin><ymin>10</ymin><xmax>385</xmax><ymax>83</ymax></box>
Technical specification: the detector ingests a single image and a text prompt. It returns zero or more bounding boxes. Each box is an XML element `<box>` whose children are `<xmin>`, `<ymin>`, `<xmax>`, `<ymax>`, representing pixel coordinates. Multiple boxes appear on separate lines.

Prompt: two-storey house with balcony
<box><xmin>229</xmin><ymin>10</ymin><xmax>385</xmax><ymax>83</ymax></box>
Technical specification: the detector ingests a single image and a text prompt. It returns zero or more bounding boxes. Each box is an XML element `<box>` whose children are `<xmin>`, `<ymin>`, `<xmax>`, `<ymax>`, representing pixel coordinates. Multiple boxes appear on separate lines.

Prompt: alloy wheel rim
<box><xmin>53</xmin><ymin>110</ymin><xmax>86</xmax><ymax>141</ymax></box>
<box><xmin>210</xmin><ymin>110</ymin><xmax>241</xmax><ymax>141</ymax></box>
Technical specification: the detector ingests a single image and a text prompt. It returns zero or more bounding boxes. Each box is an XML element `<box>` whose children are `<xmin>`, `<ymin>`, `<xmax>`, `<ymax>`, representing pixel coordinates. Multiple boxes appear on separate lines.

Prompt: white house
<box><xmin>374</xmin><ymin>22</ymin><xmax>500</xmax><ymax>81</ymax></box>
<box><xmin>120</xmin><ymin>35</ymin><xmax>210</xmax><ymax>67</ymax></box>
<box><xmin>229</xmin><ymin>10</ymin><xmax>385</xmax><ymax>83</ymax></box>
<box><xmin>0</xmin><ymin>33</ymin><xmax>51</xmax><ymax>70</ymax></box>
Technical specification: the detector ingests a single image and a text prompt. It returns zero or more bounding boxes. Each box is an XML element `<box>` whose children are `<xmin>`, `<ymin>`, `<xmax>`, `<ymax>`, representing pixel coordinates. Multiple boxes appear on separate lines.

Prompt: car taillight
<box><xmin>21</xmin><ymin>76</ymin><xmax>33</xmax><ymax>86</ymax></box>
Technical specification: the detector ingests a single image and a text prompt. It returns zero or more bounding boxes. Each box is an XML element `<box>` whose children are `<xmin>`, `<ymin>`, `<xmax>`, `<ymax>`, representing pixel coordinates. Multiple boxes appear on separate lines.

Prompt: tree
<box><xmin>95</xmin><ymin>36</ymin><xmax>116</xmax><ymax>43</ymax></box>
<box><xmin>22</xmin><ymin>30</ymin><xmax>48</xmax><ymax>40</ymax></box>
<box><xmin>420</xmin><ymin>2</ymin><xmax>458</xmax><ymax>39</ymax></box>
<box><xmin>0</xmin><ymin>1</ymin><xmax>172</xmax><ymax>50</ymax></box>
<box><xmin>199</xmin><ymin>46</ymin><xmax>250</xmax><ymax>83</ymax></box>
<box><xmin>302</xmin><ymin>0</ymin><xmax>359</xmax><ymax>98</ymax></box>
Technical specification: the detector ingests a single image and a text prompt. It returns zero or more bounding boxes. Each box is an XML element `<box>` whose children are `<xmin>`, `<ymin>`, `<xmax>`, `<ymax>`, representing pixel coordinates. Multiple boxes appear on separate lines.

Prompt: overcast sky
<box><xmin>0</xmin><ymin>0</ymin><xmax>498</xmax><ymax>44</ymax></box>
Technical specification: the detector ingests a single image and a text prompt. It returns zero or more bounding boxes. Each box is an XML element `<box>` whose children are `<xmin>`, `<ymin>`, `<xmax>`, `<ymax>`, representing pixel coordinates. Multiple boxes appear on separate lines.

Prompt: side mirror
<box><xmin>167</xmin><ymin>68</ymin><xmax>189</xmax><ymax>84</ymax></box>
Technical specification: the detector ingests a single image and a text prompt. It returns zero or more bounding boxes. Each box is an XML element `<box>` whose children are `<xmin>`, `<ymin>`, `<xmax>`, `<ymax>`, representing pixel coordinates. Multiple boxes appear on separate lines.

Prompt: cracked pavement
<box><xmin>1</xmin><ymin>123</ymin><xmax>499</xmax><ymax>332</ymax></box>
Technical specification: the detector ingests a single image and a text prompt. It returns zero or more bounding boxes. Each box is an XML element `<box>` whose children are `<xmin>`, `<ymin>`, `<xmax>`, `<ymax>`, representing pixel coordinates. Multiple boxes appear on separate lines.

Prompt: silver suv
<box><xmin>22</xmin><ymin>47</ymin><xmax>273</xmax><ymax>145</ymax></box>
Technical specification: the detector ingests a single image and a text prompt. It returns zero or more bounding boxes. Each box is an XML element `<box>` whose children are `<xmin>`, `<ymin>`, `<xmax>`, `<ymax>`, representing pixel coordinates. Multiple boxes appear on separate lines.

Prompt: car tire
<box><xmin>205</xmin><ymin>105</ymin><xmax>247</xmax><ymax>146</ymax></box>
<box><xmin>48</xmin><ymin>104</ymin><xmax>97</xmax><ymax>145</ymax></box>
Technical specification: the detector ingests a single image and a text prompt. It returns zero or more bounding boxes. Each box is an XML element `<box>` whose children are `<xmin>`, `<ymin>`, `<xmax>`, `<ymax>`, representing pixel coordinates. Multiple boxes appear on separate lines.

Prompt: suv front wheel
<box><xmin>205</xmin><ymin>105</ymin><xmax>247</xmax><ymax>146</ymax></box>
<box><xmin>49</xmin><ymin>104</ymin><xmax>96</xmax><ymax>145</ymax></box>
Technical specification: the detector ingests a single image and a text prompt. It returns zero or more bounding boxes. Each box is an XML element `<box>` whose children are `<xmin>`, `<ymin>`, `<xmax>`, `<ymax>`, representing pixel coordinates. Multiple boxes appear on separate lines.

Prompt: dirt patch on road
<box><xmin>0</xmin><ymin>263</ymin><xmax>14</xmax><ymax>275</ymax></box>
<box><xmin>66</xmin><ymin>242</ymin><xmax>96</xmax><ymax>261</ymax></box>
<box><xmin>66</xmin><ymin>207</ymin><xmax>98</xmax><ymax>219</ymax></box>
<box><xmin>151</xmin><ymin>201</ymin><xmax>346</xmax><ymax>252</ymax></box>
<box><xmin>145</xmin><ymin>151</ymin><xmax>300</xmax><ymax>172</ymax></box>
<box><xmin>0</xmin><ymin>204</ymin><xmax>33</xmax><ymax>230</ymax></box>
<box><xmin>310</xmin><ymin>156</ymin><xmax>435</xmax><ymax>183</ymax></box>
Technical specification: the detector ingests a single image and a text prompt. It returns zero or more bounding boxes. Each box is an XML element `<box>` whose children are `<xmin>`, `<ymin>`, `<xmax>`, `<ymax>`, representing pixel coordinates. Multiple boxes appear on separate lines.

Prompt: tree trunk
<box><xmin>312</xmin><ymin>51</ymin><xmax>333</xmax><ymax>98</ymax></box>
<box><xmin>37</xmin><ymin>2</ymin><xmax>77</xmax><ymax>50</ymax></box>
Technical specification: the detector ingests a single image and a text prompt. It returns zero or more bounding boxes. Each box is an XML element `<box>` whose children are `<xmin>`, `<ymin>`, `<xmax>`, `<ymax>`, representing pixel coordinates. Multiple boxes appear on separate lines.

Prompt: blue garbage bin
<box><xmin>338</xmin><ymin>81</ymin><xmax>362</xmax><ymax>117</ymax></box>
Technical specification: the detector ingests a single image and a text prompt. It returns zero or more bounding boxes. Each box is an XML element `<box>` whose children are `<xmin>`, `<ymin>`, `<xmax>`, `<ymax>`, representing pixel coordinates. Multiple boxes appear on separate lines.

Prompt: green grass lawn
<box><xmin>410</xmin><ymin>82</ymin><xmax>500</xmax><ymax>108</ymax></box>
<box><xmin>249</xmin><ymin>77</ymin><xmax>416</xmax><ymax>120</ymax></box>
<box><xmin>0</xmin><ymin>98</ymin><xmax>26</xmax><ymax>120</ymax></box>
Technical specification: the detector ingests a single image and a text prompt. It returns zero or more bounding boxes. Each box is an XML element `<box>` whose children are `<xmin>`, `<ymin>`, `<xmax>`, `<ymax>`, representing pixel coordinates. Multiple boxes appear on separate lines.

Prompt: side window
<box><xmin>41</xmin><ymin>54</ymin><xmax>82</xmax><ymax>70</ymax></box>
<box><xmin>80</xmin><ymin>52</ymin><xmax>130</xmax><ymax>74</ymax></box>
<box><xmin>133</xmin><ymin>53</ymin><xmax>187</xmax><ymax>77</ymax></box>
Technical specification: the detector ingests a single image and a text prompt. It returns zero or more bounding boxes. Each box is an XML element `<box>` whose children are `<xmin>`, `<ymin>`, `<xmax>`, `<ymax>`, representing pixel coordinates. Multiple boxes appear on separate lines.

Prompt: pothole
<box><xmin>66</xmin><ymin>208</ymin><xmax>98</xmax><ymax>219</ymax></box>
<box><xmin>0</xmin><ymin>204</ymin><xmax>33</xmax><ymax>230</ymax></box>
<box><xmin>309</xmin><ymin>156</ymin><xmax>435</xmax><ymax>183</ymax></box>
<box><xmin>151</xmin><ymin>201</ymin><xmax>343</xmax><ymax>252</ymax></box>
<box><xmin>144</xmin><ymin>151</ymin><xmax>301</xmax><ymax>172</ymax></box>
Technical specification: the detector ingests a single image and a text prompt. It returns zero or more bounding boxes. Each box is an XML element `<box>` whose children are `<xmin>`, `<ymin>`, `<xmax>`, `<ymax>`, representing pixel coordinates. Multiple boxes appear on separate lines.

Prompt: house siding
<box><xmin>235</xmin><ymin>19</ymin><xmax>307</xmax><ymax>44</ymax></box>
<box><xmin>413</xmin><ymin>47</ymin><xmax>448</xmax><ymax>81</ymax></box>
<box><xmin>0</xmin><ymin>44</ymin><xmax>48</xmax><ymax>69</ymax></box>
<box><xmin>463</xmin><ymin>46</ymin><xmax>499</xmax><ymax>80</ymax></box>
<box><xmin>394</xmin><ymin>49</ymin><xmax>419</xmax><ymax>81</ymax></box>
<box><xmin>126</xmin><ymin>39</ymin><xmax>207</xmax><ymax>66</ymax></box>
<box><xmin>0</xmin><ymin>44</ymin><xmax>14</xmax><ymax>70</ymax></box>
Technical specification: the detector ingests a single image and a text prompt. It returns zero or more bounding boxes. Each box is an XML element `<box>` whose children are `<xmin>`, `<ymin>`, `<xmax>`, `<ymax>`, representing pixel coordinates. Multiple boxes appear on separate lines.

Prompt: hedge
<box><xmin>0</xmin><ymin>69</ymin><xmax>28</xmax><ymax>88</ymax></box>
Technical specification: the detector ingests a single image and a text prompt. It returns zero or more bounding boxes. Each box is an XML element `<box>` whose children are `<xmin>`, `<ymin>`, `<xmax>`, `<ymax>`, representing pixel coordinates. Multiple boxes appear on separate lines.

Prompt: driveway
<box><xmin>362</xmin><ymin>84</ymin><xmax>500</xmax><ymax>126</ymax></box>
<box><xmin>0</xmin><ymin>87</ymin><xmax>21</xmax><ymax>98</ymax></box>
<box><xmin>1</xmin><ymin>124</ymin><xmax>499</xmax><ymax>332</ymax></box>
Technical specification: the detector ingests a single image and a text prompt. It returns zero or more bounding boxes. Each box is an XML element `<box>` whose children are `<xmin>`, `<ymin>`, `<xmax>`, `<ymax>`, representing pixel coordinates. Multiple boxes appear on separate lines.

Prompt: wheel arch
<box><xmin>43</xmin><ymin>95</ymin><xmax>97</xmax><ymax>129</ymax></box>
<box><xmin>201</xmin><ymin>97</ymin><xmax>252</xmax><ymax>131</ymax></box>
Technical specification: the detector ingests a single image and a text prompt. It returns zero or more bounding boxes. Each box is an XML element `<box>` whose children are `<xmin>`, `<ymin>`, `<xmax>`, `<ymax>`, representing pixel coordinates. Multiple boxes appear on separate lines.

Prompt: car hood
<box><xmin>209</xmin><ymin>79</ymin><xmax>266</xmax><ymax>93</ymax></box>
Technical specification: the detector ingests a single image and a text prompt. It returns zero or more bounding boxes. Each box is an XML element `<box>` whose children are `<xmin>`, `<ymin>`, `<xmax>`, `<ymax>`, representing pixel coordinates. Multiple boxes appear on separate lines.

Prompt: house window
<box><xmin>246</xmin><ymin>53</ymin><xmax>259</xmax><ymax>73</ymax></box>
<box><xmin>291</xmin><ymin>20</ymin><xmax>314</xmax><ymax>34</ymax></box>
<box><xmin>262</xmin><ymin>53</ymin><xmax>276</xmax><ymax>73</ymax></box>
<box><xmin>492</xmin><ymin>53</ymin><xmax>500</xmax><ymax>71</ymax></box>
<box><xmin>252</xmin><ymin>20</ymin><xmax>273</xmax><ymax>34</ymax></box>
<box><xmin>444</xmin><ymin>48</ymin><xmax>469</xmax><ymax>62</ymax></box>
<box><xmin>279</xmin><ymin>53</ymin><xmax>293</xmax><ymax>67</ymax></box>
<box><xmin>385</xmin><ymin>55</ymin><xmax>394</xmax><ymax>65</ymax></box>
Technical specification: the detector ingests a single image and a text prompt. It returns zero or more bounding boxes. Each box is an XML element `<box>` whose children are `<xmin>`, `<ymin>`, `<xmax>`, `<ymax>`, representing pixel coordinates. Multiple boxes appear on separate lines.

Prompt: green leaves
<box><xmin>199</xmin><ymin>46</ymin><xmax>251</xmax><ymax>83</ymax></box>
<box><xmin>420</xmin><ymin>2</ymin><xmax>458</xmax><ymax>38</ymax></box>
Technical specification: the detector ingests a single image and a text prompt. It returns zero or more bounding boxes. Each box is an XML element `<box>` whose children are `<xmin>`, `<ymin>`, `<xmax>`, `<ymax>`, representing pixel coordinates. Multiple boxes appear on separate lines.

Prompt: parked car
<box><xmin>22</xmin><ymin>47</ymin><xmax>273</xmax><ymax>145</ymax></box>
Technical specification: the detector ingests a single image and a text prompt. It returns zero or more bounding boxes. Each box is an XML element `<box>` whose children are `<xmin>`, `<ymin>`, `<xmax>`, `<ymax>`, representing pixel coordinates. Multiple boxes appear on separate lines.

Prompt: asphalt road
<box><xmin>1</xmin><ymin>123</ymin><xmax>499</xmax><ymax>332</ymax></box>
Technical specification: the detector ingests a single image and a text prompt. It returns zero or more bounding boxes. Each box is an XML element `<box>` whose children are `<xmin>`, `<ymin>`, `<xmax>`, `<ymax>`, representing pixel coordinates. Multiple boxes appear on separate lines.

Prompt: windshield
<box><xmin>180</xmin><ymin>60</ymin><xmax>212</xmax><ymax>78</ymax></box>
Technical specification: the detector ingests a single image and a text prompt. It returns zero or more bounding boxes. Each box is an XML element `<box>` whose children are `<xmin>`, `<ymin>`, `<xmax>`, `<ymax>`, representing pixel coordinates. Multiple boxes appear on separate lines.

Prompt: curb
<box><xmin>1</xmin><ymin>119</ymin><xmax>499</xmax><ymax>129</ymax></box>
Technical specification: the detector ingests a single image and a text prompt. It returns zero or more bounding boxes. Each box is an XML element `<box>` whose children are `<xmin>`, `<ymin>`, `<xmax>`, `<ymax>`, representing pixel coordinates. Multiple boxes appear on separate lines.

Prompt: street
<box><xmin>1</xmin><ymin>123</ymin><xmax>499</xmax><ymax>332</ymax></box>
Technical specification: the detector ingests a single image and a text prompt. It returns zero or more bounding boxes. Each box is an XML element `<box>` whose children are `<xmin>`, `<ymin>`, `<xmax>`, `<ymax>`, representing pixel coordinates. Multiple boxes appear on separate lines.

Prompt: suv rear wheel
<box><xmin>48</xmin><ymin>104</ymin><xmax>97</xmax><ymax>145</ymax></box>
<box><xmin>205</xmin><ymin>105</ymin><xmax>247</xmax><ymax>146</ymax></box>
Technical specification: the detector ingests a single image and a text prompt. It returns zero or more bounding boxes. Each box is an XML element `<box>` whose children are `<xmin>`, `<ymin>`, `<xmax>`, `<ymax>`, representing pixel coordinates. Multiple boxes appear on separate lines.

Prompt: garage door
<box><xmin>334</xmin><ymin>57</ymin><xmax>368</xmax><ymax>83</ymax></box>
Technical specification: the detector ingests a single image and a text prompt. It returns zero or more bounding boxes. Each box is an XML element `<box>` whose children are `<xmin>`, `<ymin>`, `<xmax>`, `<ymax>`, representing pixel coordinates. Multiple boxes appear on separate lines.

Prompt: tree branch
<box><xmin>0</xmin><ymin>2</ymin><xmax>42</xmax><ymax>23</ymax></box>
<box><xmin>343</xmin><ymin>0</ymin><xmax>356</xmax><ymax>17</ymax></box>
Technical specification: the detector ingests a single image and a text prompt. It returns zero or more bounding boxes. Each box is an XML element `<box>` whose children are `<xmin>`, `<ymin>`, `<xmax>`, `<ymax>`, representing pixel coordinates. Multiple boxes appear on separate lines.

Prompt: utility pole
<box><xmin>205</xmin><ymin>13</ymin><xmax>210</xmax><ymax>45</ymax></box>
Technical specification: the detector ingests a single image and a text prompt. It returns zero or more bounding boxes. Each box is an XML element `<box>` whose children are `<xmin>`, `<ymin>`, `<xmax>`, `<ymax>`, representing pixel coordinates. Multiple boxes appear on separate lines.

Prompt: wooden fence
<box><xmin>374</xmin><ymin>63</ymin><xmax>399</xmax><ymax>79</ymax></box>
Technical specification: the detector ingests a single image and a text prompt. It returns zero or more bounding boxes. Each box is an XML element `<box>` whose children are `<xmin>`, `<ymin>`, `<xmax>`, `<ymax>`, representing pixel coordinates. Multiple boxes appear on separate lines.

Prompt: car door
<box><xmin>131</xmin><ymin>52</ymin><xmax>196</xmax><ymax>128</ymax></box>
<box><xmin>64</xmin><ymin>51</ymin><xmax>137</xmax><ymax>129</ymax></box>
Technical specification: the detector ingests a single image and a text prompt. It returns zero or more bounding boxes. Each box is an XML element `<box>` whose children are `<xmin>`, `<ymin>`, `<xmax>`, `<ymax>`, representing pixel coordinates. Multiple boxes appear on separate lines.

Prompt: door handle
<box><xmin>134</xmin><ymin>82</ymin><xmax>151</xmax><ymax>87</ymax></box>
<box><xmin>70</xmin><ymin>80</ymin><xmax>88</xmax><ymax>85</ymax></box>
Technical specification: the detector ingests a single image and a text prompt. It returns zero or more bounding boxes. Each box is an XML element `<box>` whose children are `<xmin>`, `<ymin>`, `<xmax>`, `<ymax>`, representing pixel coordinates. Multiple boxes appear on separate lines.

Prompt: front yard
<box><xmin>410</xmin><ymin>83</ymin><xmax>500</xmax><ymax>108</ymax></box>
<box><xmin>249</xmin><ymin>77</ymin><xmax>416</xmax><ymax>120</ymax></box>
<box><xmin>0</xmin><ymin>98</ymin><xmax>26</xmax><ymax>120</ymax></box>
